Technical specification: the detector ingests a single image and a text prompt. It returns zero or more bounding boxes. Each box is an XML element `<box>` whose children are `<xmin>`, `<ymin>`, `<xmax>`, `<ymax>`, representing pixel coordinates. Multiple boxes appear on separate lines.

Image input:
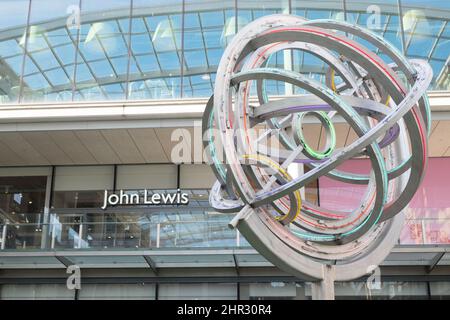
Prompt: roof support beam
<box><xmin>427</xmin><ymin>252</ymin><xmax>445</xmax><ymax>273</ymax></box>
<box><xmin>55</xmin><ymin>255</ymin><xmax>75</xmax><ymax>268</ymax></box>
<box><xmin>143</xmin><ymin>255</ymin><xmax>158</xmax><ymax>275</ymax></box>
<box><xmin>233</xmin><ymin>253</ymin><xmax>240</xmax><ymax>276</ymax></box>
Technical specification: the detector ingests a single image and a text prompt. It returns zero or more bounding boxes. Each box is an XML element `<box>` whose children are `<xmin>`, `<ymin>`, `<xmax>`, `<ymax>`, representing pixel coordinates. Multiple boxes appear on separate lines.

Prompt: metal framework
<box><xmin>203</xmin><ymin>14</ymin><xmax>433</xmax><ymax>299</ymax></box>
<box><xmin>0</xmin><ymin>1</ymin><xmax>448</xmax><ymax>102</ymax></box>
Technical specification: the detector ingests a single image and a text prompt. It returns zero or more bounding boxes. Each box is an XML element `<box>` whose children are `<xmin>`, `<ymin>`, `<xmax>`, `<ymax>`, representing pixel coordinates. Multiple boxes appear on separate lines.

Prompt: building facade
<box><xmin>0</xmin><ymin>0</ymin><xmax>449</xmax><ymax>300</ymax></box>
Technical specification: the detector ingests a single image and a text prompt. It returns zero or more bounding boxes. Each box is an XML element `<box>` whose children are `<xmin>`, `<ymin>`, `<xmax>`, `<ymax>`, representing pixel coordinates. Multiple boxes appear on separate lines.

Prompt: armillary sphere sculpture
<box><xmin>202</xmin><ymin>14</ymin><xmax>432</xmax><ymax>299</ymax></box>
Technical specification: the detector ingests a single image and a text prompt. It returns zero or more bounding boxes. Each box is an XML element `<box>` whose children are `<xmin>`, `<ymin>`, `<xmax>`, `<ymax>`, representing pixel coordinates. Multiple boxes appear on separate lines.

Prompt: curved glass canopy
<box><xmin>0</xmin><ymin>0</ymin><xmax>448</xmax><ymax>104</ymax></box>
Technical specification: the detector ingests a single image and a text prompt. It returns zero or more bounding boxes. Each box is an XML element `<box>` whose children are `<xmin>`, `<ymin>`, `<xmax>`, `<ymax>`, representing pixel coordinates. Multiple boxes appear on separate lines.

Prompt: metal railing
<box><xmin>0</xmin><ymin>220</ymin><xmax>249</xmax><ymax>251</ymax></box>
<box><xmin>0</xmin><ymin>217</ymin><xmax>449</xmax><ymax>251</ymax></box>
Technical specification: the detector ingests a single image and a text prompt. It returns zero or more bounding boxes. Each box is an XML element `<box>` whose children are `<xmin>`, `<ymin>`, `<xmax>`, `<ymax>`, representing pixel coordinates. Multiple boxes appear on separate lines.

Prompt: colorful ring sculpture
<box><xmin>203</xmin><ymin>14</ymin><xmax>433</xmax><ymax>283</ymax></box>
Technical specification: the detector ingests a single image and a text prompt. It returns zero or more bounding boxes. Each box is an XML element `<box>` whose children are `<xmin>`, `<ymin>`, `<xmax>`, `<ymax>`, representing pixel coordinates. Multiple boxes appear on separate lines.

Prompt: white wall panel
<box><xmin>159</xmin><ymin>283</ymin><xmax>237</xmax><ymax>300</ymax></box>
<box><xmin>0</xmin><ymin>166</ymin><xmax>51</xmax><ymax>177</ymax></box>
<box><xmin>180</xmin><ymin>164</ymin><xmax>215</xmax><ymax>188</ymax></box>
<box><xmin>54</xmin><ymin>166</ymin><xmax>114</xmax><ymax>191</ymax></box>
<box><xmin>78</xmin><ymin>284</ymin><xmax>155</xmax><ymax>300</ymax></box>
<box><xmin>116</xmin><ymin>164</ymin><xmax>177</xmax><ymax>189</ymax></box>
<box><xmin>0</xmin><ymin>284</ymin><xmax>75</xmax><ymax>300</ymax></box>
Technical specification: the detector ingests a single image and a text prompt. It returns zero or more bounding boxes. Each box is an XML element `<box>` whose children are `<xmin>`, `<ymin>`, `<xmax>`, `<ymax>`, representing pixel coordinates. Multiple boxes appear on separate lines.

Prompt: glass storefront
<box><xmin>0</xmin><ymin>0</ymin><xmax>448</xmax><ymax>104</ymax></box>
<box><xmin>1</xmin><ymin>281</ymin><xmax>449</xmax><ymax>300</ymax></box>
<box><xmin>0</xmin><ymin>159</ymin><xmax>450</xmax><ymax>251</ymax></box>
<box><xmin>0</xmin><ymin>163</ymin><xmax>448</xmax><ymax>300</ymax></box>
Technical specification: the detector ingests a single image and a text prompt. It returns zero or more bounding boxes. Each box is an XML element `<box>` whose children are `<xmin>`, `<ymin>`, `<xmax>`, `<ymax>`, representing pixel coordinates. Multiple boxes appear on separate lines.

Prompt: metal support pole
<box><xmin>156</xmin><ymin>223</ymin><xmax>160</xmax><ymax>248</ymax></box>
<box><xmin>1</xmin><ymin>224</ymin><xmax>7</xmax><ymax>250</ymax></box>
<box><xmin>78</xmin><ymin>223</ymin><xmax>83</xmax><ymax>249</ymax></box>
<box><xmin>51</xmin><ymin>222</ymin><xmax>56</xmax><ymax>249</ymax></box>
<box><xmin>41</xmin><ymin>167</ymin><xmax>54</xmax><ymax>249</ymax></box>
<box><xmin>311</xmin><ymin>265</ymin><xmax>336</xmax><ymax>300</ymax></box>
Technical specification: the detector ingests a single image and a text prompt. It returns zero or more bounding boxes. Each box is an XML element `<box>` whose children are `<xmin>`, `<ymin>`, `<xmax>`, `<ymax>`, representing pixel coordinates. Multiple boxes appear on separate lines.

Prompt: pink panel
<box><xmin>318</xmin><ymin>157</ymin><xmax>450</xmax><ymax>244</ymax></box>
<box><xmin>318</xmin><ymin>159</ymin><xmax>369</xmax><ymax>211</ymax></box>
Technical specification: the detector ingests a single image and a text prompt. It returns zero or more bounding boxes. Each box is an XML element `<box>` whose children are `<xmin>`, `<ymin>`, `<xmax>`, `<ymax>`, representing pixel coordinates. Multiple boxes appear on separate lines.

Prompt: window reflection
<box><xmin>0</xmin><ymin>176</ymin><xmax>47</xmax><ymax>250</ymax></box>
<box><xmin>0</xmin><ymin>176</ymin><xmax>46</xmax><ymax>219</ymax></box>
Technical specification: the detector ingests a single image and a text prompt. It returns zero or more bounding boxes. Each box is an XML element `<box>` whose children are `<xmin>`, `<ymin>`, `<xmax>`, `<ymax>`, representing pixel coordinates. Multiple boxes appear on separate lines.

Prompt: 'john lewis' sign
<box><xmin>101</xmin><ymin>189</ymin><xmax>189</xmax><ymax>210</ymax></box>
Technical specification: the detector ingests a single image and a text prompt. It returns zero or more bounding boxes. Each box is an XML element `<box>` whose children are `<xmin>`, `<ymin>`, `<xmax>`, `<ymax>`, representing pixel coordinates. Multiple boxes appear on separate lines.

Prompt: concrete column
<box><xmin>311</xmin><ymin>265</ymin><xmax>336</xmax><ymax>300</ymax></box>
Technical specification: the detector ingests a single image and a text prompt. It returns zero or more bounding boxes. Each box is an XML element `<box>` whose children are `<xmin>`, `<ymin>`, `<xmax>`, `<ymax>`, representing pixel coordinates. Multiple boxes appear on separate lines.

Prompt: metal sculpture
<box><xmin>202</xmin><ymin>14</ymin><xmax>432</xmax><ymax>299</ymax></box>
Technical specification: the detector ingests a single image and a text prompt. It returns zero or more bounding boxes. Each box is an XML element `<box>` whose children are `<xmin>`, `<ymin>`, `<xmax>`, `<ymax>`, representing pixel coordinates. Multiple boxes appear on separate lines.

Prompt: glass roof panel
<box><xmin>75</xmin><ymin>63</ymin><xmax>94</xmax><ymax>82</ymax></box>
<box><xmin>0</xmin><ymin>40</ymin><xmax>23</xmax><ymax>58</ymax></box>
<box><xmin>158</xmin><ymin>51</ymin><xmax>180</xmax><ymax>71</ymax></box>
<box><xmin>206</xmin><ymin>48</ymin><xmax>223</xmax><ymax>67</ymax></box>
<box><xmin>200</xmin><ymin>11</ymin><xmax>225</xmax><ymax>28</ymax></box>
<box><xmin>110</xmin><ymin>56</ymin><xmax>129</xmax><ymax>76</ymax></box>
<box><xmin>79</xmin><ymin>35</ymin><xmax>108</xmax><ymax>62</ymax></box>
<box><xmin>185</xmin><ymin>13</ymin><xmax>201</xmax><ymax>29</ymax></box>
<box><xmin>23</xmin><ymin>73</ymin><xmax>50</xmax><ymax>90</ymax></box>
<box><xmin>432</xmin><ymin>39</ymin><xmax>450</xmax><ymax>60</ymax></box>
<box><xmin>45</xmin><ymin>68</ymin><xmax>71</xmax><ymax>86</ymax></box>
<box><xmin>203</xmin><ymin>30</ymin><xmax>223</xmax><ymax>49</ymax></box>
<box><xmin>0</xmin><ymin>0</ymin><xmax>448</xmax><ymax>104</ymax></box>
<box><xmin>46</xmin><ymin>28</ymin><xmax>72</xmax><ymax>47</ymax></box>
<box><xmin>31</xmin><ymin>50</ymin><xmax>60</xmax><ymax>71</ymax></box>
<box><xmin>102</xmin><ymin>83</ymin><xmax>125</xmax><ymax>99</ymax></box>
<box><xmin>131</xmin><ymin>34</ymin><xmax>153</xmax><ymax>54</ymax></box>
<box><xmin>5</xmin><ymin>56</ymin><xmax>25</xmax><ymax>75</ymax></box>
<box><xmin>131</xmin><ymin>18</ymin><xmax>147</xmax><ymax>33</ymax></box>
<box><xmin>89</xmin><ymin>60</ymin><xmax>115</xmax><ymax>78</ymax></box>
<box><xmin>52</xmin><ymin>44</ymin><xmax>77</xmax><ymax>66</ymax></box>
<box><xmin>407</xmin><ymin>36</ymin><xmax>436</xmax><ymax>57</ymax></box>
<box><xmin>135</xmin><ymin>54</ymin><xmax>160</xmax><ymax>73</ymax></box>
<box><xmin>184</xmin><ymin>50</ymin><xmax>207</xmax><ymax>69</ymax></box>
<box><xmin>184</xmin><ymin>29</ymin><xmax>204</xmax><ymax>50</ymax></box>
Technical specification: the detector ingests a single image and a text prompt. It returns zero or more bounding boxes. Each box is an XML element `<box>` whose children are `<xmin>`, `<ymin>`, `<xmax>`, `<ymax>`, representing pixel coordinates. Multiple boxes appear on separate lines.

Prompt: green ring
<box><xmin>294</xmin><ymin>111</ymin><xmax>336</xmax><ymax>160</ymax></box>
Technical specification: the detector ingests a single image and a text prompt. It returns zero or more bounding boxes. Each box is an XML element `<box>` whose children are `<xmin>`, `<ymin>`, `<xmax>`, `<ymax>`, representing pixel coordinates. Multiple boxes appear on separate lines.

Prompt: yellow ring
<box><xmin>242</xmin><ymin>154</ymin><xmax>302</xmax><ymax>223</ymax></box>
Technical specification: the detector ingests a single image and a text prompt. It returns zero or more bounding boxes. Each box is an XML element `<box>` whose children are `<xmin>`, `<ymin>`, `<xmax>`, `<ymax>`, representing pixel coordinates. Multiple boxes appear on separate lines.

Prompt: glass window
<box><xmin>78</xmin><ymin>284</ymin><xmax>156</xmax><ymax>300</ymax></box>
<box><xmin>51</xmin><ymin>166</ymin><xmax>114</xmax><ymax>249</ymax></box>
<box><xmin>0</xmin><ymin>169</ymin><xmax>48</xmax><ymax>250</ymax></box>
<box><xmin>333</xmin><ymin>281</ymin><xmax>429</xmax><ymax>300</ymax></box>
<box><xmin>0</xmin><ymin>284</ymin><xmax>75</xmax><ymax>300</ymax></box>
<box><xmin>159</xmin><ymin>283</ymin><xmax>237</xmax><ymax>300</ymax></box>
<box><xmin>0</xmin><ymin>0</ymin><xmax>30</xmax><ymax>104</ymax></box>
<box><xmin>0</xmin><ymin>176</ymin><xmax>47</xmax><ymax>220</ymax></box>
<box><xmin>430</xmin><ymin>281</ymin><xmax>450</xmax><ymax>299</ymax></box>
<box><xmin>52</xmin><ymin>165</ymin><xmax>114</xmax><ymax>208</ymax></box>
<box><xmin>241</xmin><ymin>282</ymin><xmax>304</xmax><ymax>300</ymax></box>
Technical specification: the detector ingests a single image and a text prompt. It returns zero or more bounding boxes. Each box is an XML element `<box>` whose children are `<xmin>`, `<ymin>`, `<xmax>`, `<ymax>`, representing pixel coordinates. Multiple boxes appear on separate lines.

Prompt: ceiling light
<box><xmin>403</xmin><ymin>10</ymin><xmax>431</xmax><ymax>39</ymax></box>
<box><xmin>152</xmin><ymin>19</ymin><xmax>173</xmax><ymax>42</ymax></box>
<box><xmin>85</xmin><ymin>22</ymin><xmax>104</xmax><ymax>43</ymax></box>
<box><xmin>19</xmin><ymin>25</ymin><xmax>42</xmax><ymax>47</ymax></box>
<box><xmin>221</xmin><ymin>16</ymin><xmax>249</xmax><ymax>46</ymax></box>
<box><xmin>152</xmin><ymin>19</ymin><xmax>176</xmax><ymax>51</ymax></box>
